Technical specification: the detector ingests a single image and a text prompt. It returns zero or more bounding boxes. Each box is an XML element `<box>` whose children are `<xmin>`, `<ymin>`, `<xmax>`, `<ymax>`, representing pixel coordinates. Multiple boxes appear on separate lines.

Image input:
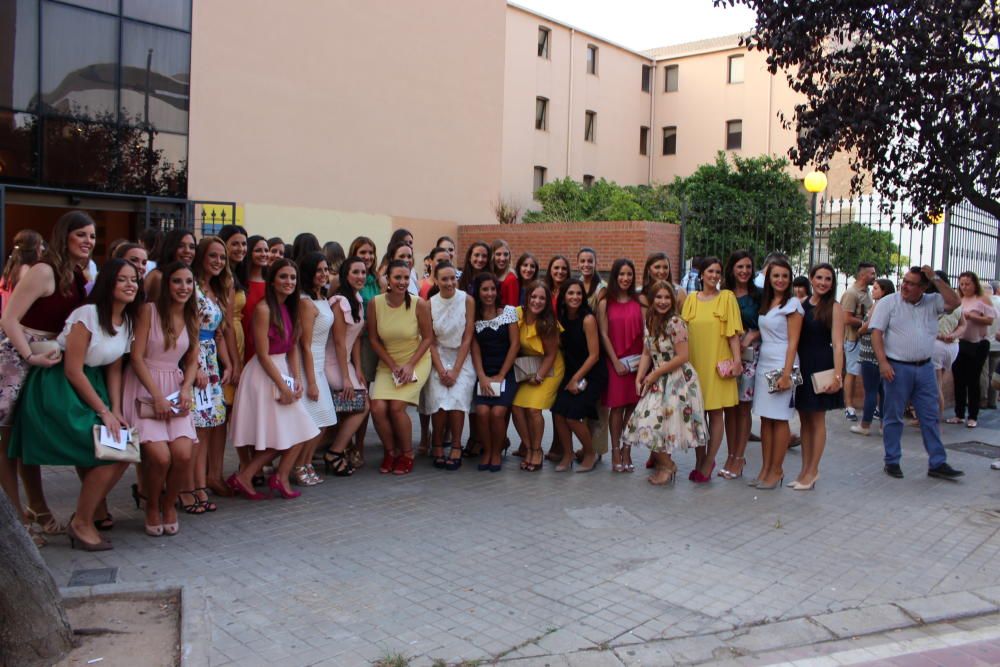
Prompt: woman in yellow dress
<box><xmin>368</xmin><ymin>260</ymin><xmax>433</xmax><ymax>476</ymax></box>
<box><xmin>681</xmin><ymin>256</ymin><xmax>742</xmax><ymax>483</ymax></box>
<box><xmin>512</xmin><ymin>281</ymin><xmax>565</xmax><ymax>472</ymax></box>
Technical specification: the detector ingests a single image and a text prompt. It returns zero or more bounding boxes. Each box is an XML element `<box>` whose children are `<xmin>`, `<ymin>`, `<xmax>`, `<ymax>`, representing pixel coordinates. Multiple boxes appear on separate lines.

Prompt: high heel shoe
<box><xmin>756</xmin><ymin>476</ymin><xmax>784</xmax><ymax>490</ymax></box>
<box><xmin>323</xmin><ymin>450</ymin><xmax>354</xmax><ymax>476</ymax></box>
<box><xmin>379</xmin><ymin>453</ymin><xmax>397</xmax><ymax>474</ymax></box>
<box><xmin>788</xmin><ymin>476</ymin><xmax>818</xmax><ymax>490</ymax></box>
<box><xmin>145</xmin><ymin>522</ymin><xmax>164</xmax><ymax>537</ymax></box>
<box><xmin>162</xmin><ymin>522</ymin><xmax>179</xmax><ymax>536</ymax></box>
<box><xmin>67</xmin><ymin>520</ymin><xmax>113</xmax><ymax>552</ymax></box>
<box><xmin>648</xmin><ymin>465</ymin><xmax>677</xmax><ymax>486</ymax></box>
<box><xmin>721</xmin><ymin>457</ymin><xmax>746</xmax><ymax>480</ymax></box>
<box><xmin>691</xmin><ymin>463</ymin><xmax>714</xmax><ymax>484</ymax></box>
<box><xmin>131</xmin><ymin>483</ymin><xmax>146</xmax><ymax>509</ymax></box>
<box><xmin>25</xmin><ymin>508</ymin><xmax>66</xmax><ymax>536</ymax></box>
<box><xmin>225</xmin><ymin>473</ymin><xmax>268</xmax><ymax>500</ymax></box>
<box><xmin>392</xmin><ymin>455</ymin><xmax>415</xmax><ymax>475</ymax></box>
<box><xmin>268</xmin><ymin>475</ymin><xmax>301</xmax><ymax>499</ymax></box>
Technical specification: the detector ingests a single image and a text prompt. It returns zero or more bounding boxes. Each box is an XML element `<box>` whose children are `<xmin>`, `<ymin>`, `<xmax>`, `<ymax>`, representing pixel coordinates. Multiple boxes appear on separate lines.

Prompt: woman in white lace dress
<box><xmin>421</xmin><ymin>261</ymin><xmax>475</xmax><ymax>470</ymax></box>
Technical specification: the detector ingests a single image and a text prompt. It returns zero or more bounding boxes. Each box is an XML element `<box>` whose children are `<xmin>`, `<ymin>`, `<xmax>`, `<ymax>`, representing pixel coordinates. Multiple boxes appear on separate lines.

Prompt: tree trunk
<box><xmin>0</xmin><ymin>493</ymin><xmax>75</xmax><ymax>666</ymax></box>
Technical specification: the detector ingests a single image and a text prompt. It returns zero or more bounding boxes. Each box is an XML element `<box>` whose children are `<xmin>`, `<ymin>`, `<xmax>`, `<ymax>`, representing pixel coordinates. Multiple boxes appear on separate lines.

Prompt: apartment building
<box><xmin>0</xmin><ymin>0</ymin><xmax>838</xmax><ymax>258</ymax></box>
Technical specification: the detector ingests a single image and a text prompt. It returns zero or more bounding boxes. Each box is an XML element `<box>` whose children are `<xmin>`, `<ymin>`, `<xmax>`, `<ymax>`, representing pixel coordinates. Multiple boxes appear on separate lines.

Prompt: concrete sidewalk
<box><xmin>36</xmin><ymin>406</ymin><xmax>1000</xmax><ymax>666</ymax></box>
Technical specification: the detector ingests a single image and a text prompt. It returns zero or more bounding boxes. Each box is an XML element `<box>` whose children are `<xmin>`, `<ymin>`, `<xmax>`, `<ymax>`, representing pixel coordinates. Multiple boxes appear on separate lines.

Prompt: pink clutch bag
<box><xmin>716</xmin><ymin>359</ymin><xmax>735</xmax><ymax>378</ymax></box>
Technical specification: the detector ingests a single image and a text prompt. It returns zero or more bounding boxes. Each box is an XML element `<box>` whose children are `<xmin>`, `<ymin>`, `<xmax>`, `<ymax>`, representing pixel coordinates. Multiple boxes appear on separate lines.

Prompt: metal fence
<box><xmin>679</xmin><ymin>194</ymin><xmax>998</xmax><ymax>288</ymax></box>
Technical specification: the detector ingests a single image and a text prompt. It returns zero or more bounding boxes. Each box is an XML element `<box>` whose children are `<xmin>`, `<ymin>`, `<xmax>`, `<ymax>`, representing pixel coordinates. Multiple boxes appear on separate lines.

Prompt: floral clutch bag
<box><xmin>764</xmin><ymin>366</ymin><xmax>803</xmax><ymax>393</ymax></box>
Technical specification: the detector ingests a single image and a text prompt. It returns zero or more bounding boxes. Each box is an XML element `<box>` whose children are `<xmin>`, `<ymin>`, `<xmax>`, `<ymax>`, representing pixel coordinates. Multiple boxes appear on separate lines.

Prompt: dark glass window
<box><xmin>584</xmin><ymin>110</ymin><xmax>596</xmax><ymax>142</ymax></box>
<box><xmin>726</xmin><ymin>119</ymin><xmax>743</xmax><ymax>150</ymax></box>
<box><xmin>586</xmin><ymin>45</ymin><xmax>598</xmax><ymax>75</ymax></box>
<box><xmin>40</xmin><ymin>1</ymin><xmax>118</xmax><ymax>120</ymax></box>
<box><xmin>533</xmin><ymin>166</ymin><xmax>546</xmax><ymax>197</ymax></box>
<box><xmin>639</xmin><ymin>126</ymin><xmax>649</xmax><ymax>156</ymax></box>
<box><xmin>583</xmin><ymin>174</ymin><xmax>594</xmax><ymax>188</ymax></box>
<box><xmin>641</xmin><ymin>65</ymin><xmax>651</xmax><ymax>92</ymax></box>
<box><xmin>42</xmin><ymin>116</ymin><xmax>116</xmax><ymax>190</ymax></box>
<box><xmin>121</xmin><ymin>20</ymin><xmax>190</xmax><ymax>132</ymax></box>
<box><xmin>664</xmin><ymin>65</ymin><xmax>679</xmax><ymax>92</ymax></box>
<box><xmin>117</xmin><ymin>128</ymin><xmax>187</xmax><ymax>197</ymax></box>
<box><xmin>0</xmin><ymin>111</ymin><xmax>37</xmax><ymax>180</ymax></box>
<box><xmin>60</xmin><ymin>0</ymin><xmax>118</xmax><ymax>13</ymax></box>
<box><xmin>0</xmin><ymin>0</ymin><xmax>39</xmax><ymax>111</ymax></box>
<box><xmin>124</xmin><ymin>0</ymin><xmax>192</xmax><ymax>30</ymax></box>
<box><xmin>535</xmin><ymin>97</ymin><xmax>548</xmax><ymax>130</ymax></box>
<box><xmin>538</xmin><ymin>27</ymin><xmax>550</xmax><ymax>58</ymax></box>
<box><xmin>728</xmin><ymin>55</ymin><xmax>744</xmax><ymax>84</ymax></box>
<box><xmin>662</xmin><ymin>126</ymin><xmax>677</xmax><ymax>155</ymax></box>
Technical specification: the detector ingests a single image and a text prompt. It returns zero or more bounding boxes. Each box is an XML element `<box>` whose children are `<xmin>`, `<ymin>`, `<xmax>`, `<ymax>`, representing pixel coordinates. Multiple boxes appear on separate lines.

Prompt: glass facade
<box><xmin>0</xmin><ymin>0</ymin><xmax>191</xmax><ymax>198</ymax></box>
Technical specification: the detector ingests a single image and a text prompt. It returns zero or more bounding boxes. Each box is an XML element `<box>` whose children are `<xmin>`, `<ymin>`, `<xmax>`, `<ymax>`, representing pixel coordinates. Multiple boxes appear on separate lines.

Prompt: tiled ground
<box><xmin>36</xmin><ymin>408</ymin><xmax>1000</xmax><ymax>666</ymax></box>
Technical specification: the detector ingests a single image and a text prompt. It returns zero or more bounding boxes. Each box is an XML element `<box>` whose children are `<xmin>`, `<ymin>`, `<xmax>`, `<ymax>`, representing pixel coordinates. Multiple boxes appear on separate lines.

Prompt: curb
<box><xmin>59</xmin><ymin>582</ymin><xmax>209</xmax><ymax>667</ymax></box>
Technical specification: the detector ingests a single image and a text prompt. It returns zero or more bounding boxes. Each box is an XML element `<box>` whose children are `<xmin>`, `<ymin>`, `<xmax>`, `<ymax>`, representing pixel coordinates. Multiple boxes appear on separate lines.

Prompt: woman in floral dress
<box><xmin>623</xmin><ymin>281</ymin><xmax>707</xmax><ymax>485</ymax></box>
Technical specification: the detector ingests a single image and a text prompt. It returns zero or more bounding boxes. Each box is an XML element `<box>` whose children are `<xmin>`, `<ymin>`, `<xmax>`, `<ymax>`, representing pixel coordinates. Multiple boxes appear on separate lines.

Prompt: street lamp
<box><xmin>805</xmin><ymin>170</ymin><xmax>828</xmax><ymax>267</ymax></box>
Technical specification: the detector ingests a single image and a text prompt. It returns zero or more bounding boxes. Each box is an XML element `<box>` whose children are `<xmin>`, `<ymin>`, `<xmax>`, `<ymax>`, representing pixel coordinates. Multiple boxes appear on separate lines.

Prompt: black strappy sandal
<box><xmin>323</xmin><ymin>450</ymin><xmax>355</xmax><ymax>476</ymax></box>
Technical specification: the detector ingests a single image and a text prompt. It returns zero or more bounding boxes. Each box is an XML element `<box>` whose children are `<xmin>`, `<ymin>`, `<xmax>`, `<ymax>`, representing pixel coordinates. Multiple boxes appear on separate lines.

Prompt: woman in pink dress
<box><xmin>597</xmin><ymin>259</ymin><xmax>644</xmax><ymax>472</ymax></box>
<box><xmin>323</xmin><ymin>257</ymin><xmax>371</xmax><ymax>474</ymax></box>
<box><xmin>122</xmin><ymin>262</ymin><xmax>200</xmax><ymax>535</ymax></box>
<box><xmin>227</xmin><ymin>259</ymin><xmax>320</xmax><ymax>499</ymax></box>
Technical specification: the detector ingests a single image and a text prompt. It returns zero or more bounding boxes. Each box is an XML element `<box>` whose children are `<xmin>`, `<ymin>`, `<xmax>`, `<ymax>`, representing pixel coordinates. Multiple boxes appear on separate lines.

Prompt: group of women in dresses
<box><xmin>0</xmin><ymin>212</ymin><xmax>853</xmax><ymax>553</ymax></box>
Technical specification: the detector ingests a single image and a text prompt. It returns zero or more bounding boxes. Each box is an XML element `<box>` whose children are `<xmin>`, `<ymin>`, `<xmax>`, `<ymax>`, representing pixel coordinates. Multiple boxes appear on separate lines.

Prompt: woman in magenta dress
<box><xmin>122</xmin><ymin>262</ymin><xmax>199</xmax><ymax>535</ymax></box>
<box><xmin>597</xmin><ymin>259</ymin><xmax>644</xmax><ymax>472</ymax></box>
<box><xmin>228</xmin><ymin>259</ymin><xmax>320</xmax><ymax>500</ymax></box>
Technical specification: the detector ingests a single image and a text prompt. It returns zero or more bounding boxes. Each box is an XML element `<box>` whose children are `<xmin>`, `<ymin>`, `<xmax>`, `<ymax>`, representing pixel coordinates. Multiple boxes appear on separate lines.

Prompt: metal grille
<box><xmin>943</xmin><ymin>200</ymin><xmax>1000</xmax><ymax>284</ymax></box>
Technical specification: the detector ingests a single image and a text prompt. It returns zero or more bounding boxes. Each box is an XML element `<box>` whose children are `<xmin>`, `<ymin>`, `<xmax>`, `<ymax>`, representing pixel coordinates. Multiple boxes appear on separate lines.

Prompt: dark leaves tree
<box><xmin>715</xmin><ymin>0</ymin><xmax>1000</xmax><ymax>224</ymax></box>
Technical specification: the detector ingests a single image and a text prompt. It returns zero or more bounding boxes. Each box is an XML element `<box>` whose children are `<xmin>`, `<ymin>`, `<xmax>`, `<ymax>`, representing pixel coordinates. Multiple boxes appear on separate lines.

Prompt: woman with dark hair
<box><xmin>792</xmin><ymin>276</ymin><xmax>811</xmax><ymax>301</ymax></box>
<box><xmin>379</xmin><ymin>228</ymin><xmax>418</xmax><ymax>293</ymax></box>
<box><xmin>267</xmin><ymin>237</ymin><xmax>286</xmax><ymax>265</ymax></box>
<box><xmin>113</xmin><ymin>243</ymin><xmax>149</xmax><ymax>278</ymax></box>
<box><xmin>551</xmin><ymin>278</ymin><xmax>605</xmax><ymax>472</ymax></box>
<box><xmin>597</xmin><ymin>258</ymin><xmax>643</xmax><ymax>472</ymax></box>
<box><xmin>471</xmin><ymin>273</ymin><xmax>520</xmax><ymax>471</ymax></box>
<box><xmin>947</xmin><ymin>271</ymin><xmax>996</xmax><ymax>428</ymax></box>
<box><xmin>10</xmin><ymin>258</ymin><xmax>142</xmax><ymax>550</ymax></box>
<box><xmin>347</xmin><ymin>236</ymin><xmax>381</xmax><ymax>467</ymax></box>
<box><xmin>1</xmin><ymin>230</ymin><xmax>45</xmax><ymax>310</ymax></box>
<box><xmin>681</xmin><ymin>256</ymin><xmax>743</xmax><ymax>483</ymax></box>
<box><xmin>294</xmin><ymin>252</ymin><xmax>337</xmax><ymax>484</ymax></box>
<box><xmin>0</xmin><ymin>211</ymin><xmax>95</xmax><ymax>544</ymax></box>
<box><xmin>749</xmin><ymin>259</ymin><xmax>803</xmax><ymax>490</ymax></box>
<box><xmin>504</xmin><ymin>252</ymin><xmax>539</xmax><ymax>308</ymax></box>
<box><xmin>720</xmin><ymin>250</ymin><xmax>760</xmax><ymax>480</ymax></box>
<box><xmin>324</xmin><ymin>257</ymin><xmax>371</xmax><ymax>474</ymax></box>
<box><xmin>144</xmin><ymin>229</ymin><xmax>196</xmax><ymax>301</ymax></box>
<box><xmin>545</xmin><ymin>255</ymin><xmax>571</xmax><ymax>309</ymax></box>
<box><xmin>792</xmin><ymin>263</ymin><xmax>845</xmax><ymax>490</ymax></box>
<box><xmin>323</xmin><ymin>241</ymin><xmax>346</xmax><ymax>292</ymax></box>
<box><xmin>853</xmin><ymin>278</ymin><xmax>895</xmax><ymax>436</ymax></box>
<box><xmin>381</xmin><ymin>239</ymin><xmax>417</xmax><ymax>296</ymax></box>
<box><xmin>228</xmin><ymin>258</ymin><xmax>319</xmax><ymax>499</ymax></box>
<box><xmin>122</xmin><ymin>261</ymin><xmax>199</xmax><ymax>534</ymax></box>
<box><xmin>290</xmin><ymin>233</ymin><xmax>321</xmax><ymax>264</ymax></box>
<box><xmin>512</xmin><ymin>281</ymin><xmax>564</xmax><ymax>472</ymax></box>
<box><xmin>623</xmin><ymin>281</ymin><xmax>707</xmax><ymax>485</ymax></box>
<box><xmin>368</xmin><ymin>260</ymin><xmax>433</xmax><ymax>475</ymax></box>
<box><xmin>240</xmin><ymin>235</ymin><xmax>270</xmax><ymax>364</ymax></box>
<box><xmin>435</xmin><ymin>235</ymin><xmax>457</xmax><ymax>264</ymax></box>
<box><xmin>422</xmin><ymin>261</ymin><xmax>475</xmax><ymax>470</ymax></box>
<box><xmin>577</xmin><ymin>248</ymin><xmax>607</xmax><ymax>311</ymax></box>
<box><xmin>459</xmin><ymin>242</ymin><xmax>491</xmax><ymax>295</ymax></box>
<box><xmin>218</xmin><ymin>225</ymin><xmax>248</xmax><ymax>402</ymax></box>
<box><xmin>187</xmin><ymin>237</ymin><xmax>235</xmax><ymax>510</ymax></box>
<box><xmin>639</xmin><ymin>252</ymin><xmax>685</xmax><ymax>309</ymax></box>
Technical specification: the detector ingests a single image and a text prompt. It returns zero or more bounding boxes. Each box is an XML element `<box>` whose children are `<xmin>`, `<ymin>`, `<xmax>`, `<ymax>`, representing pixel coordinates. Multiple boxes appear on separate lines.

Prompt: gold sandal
<box><xmin>25</xmin><ymin>508</ymin><xmax>66</xmax><ymax>535</ymax></box>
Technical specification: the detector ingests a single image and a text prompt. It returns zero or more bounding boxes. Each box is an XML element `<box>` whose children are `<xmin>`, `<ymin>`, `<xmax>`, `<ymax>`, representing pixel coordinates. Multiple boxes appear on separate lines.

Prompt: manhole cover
<box><xmin>67</xmin><ymin>567</ymin><xmax>118</xmax><ymax>587</ymax></box>
<box><xmin>945</xmin><ymin>441</ymin><xmax>1000</xmax><ymax>458</ymax></box>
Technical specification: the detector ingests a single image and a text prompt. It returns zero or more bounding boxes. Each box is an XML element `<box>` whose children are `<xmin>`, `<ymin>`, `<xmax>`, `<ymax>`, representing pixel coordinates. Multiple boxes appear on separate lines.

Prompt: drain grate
<box><xmin>945</xmin><ymin>441</ymin><xmax>1000</xmax><ymax>458</ymax></box>
<box><xmin>67</xmin><ymin>567</ymin><xmax>118</xmax><ymax>587</ymax></box>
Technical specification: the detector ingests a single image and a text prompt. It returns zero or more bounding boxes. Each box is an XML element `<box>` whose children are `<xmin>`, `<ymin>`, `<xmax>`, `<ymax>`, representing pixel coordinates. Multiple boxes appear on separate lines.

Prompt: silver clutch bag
<box><xmin>764</xmin><ymin>366</ymin><xmax>803</xmax><ymax>393</ymax></box>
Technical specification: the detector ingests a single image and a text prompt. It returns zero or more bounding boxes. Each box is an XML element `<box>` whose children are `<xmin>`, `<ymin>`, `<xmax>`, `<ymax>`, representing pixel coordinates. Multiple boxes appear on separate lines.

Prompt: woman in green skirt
<box><xmin>10</xmin><ymin>259</ymin><xmax>142</xmax><ymax>551</ymax></box>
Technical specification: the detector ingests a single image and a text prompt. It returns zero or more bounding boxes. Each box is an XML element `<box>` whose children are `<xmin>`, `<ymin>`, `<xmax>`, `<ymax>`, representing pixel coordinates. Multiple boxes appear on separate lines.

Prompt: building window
<box><xmin>641</xmin><ymin>64</ymin><xmax>652</xmax><ymax>92</ymax></box>
<box><xmin>538</xmin><ymin>26</ymin><xmax>550</xmax><ymax>58</ymax></box>
<box><xmin>639</xmin><ymin>126</ymin><xmax>649</xmax><ymax>156</ymax></box>
<box><xmin>533</xmin><ymin>166</ymin><xmax>547</xmax><ymax>198</ymax></box>
<box><xmin>727</xmin><ymin>55</ymin><xmax>744</xmax><ymax>84</ymax></box>
<box><xmin>586</xmin><ymin>44</ymin><xmax>598</xmax><ymax>75</ymax></box>
<box><xmin>662</xmin><ymin>126</ymin><xmax>677</xmax><ymax>155</ymax></box>
<box><xmin>584</xmin><ymin>110</ymin><xmax>596</xmax><ymax>142</ymax></box>
<box><xmin>664</xmin><ymin>64</ymin><xmax>679</xmax><ymax>92</ymax></box>
<box><xmin>583</xmin><ymin>174</ymin><xmax>595</xmax><ymax>188</ymax></box>
<box><xmin>535</xmin><ymin>97</ymin><xmax>548</xmax><ymax>130</ymax></box>
<box><xmin>726</xmin><ymin>119</ymin><xmax>743</xmax><ymax>150</ymax></box>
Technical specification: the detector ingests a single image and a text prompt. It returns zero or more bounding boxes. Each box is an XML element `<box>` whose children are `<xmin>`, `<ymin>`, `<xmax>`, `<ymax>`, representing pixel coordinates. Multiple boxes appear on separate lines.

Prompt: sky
<box><xmin>513</xmin><ymin>0</ymin><xmax>758</xmax><ymax>51</ymax></box>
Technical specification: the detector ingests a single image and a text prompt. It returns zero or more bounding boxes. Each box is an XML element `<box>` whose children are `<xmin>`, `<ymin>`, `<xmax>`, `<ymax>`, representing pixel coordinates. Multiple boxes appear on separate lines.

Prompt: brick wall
<box><xmin>456</xmin><ymin>221</ymin><xmax>682</xmax><ymax>276</ymax></box>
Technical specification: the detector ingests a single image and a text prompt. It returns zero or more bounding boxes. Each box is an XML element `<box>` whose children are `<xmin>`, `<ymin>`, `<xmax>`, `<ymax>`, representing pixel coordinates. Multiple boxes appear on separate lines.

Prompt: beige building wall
<box><xmin>502</xmin><ymin>5</ymin><xmax>652</xmax><ymax>214</ymax></box>
<box><xmin>187</xmin><ymin>0</ymin><xmax>507</xmax><ymax>256</ymax></box>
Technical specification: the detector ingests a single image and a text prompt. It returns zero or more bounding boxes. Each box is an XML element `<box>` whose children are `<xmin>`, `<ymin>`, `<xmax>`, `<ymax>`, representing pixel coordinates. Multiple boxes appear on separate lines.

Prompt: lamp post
<box><xmin>928</xmin><ymin>211</ymin><xmax>943</xmax><ymax>271</ymax></box>
<box><xmin>805</xmin><ymin>170</ymin><xmax>828</xmax><ymax>268</ymax></box>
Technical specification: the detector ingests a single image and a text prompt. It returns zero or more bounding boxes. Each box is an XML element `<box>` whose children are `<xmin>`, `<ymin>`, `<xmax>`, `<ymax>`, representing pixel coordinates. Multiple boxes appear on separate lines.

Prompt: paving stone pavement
<box><xmin>36</xmin><ymin>408</ymin><xmax>1000</xmax><ymax>666</ymax></box>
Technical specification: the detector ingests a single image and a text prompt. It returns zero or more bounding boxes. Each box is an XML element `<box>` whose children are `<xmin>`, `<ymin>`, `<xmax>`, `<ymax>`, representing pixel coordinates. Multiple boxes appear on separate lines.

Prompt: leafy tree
<box><xmin>670</xmin><ymin>152</ymin><xmax>810</xmax><ymax>262</ymax></box>
<box><xmin>523</xmin><ymin>178</ymin><xmax>679</xmax><ymax>223</ymax></box>
<box><xmin>828</xmin><ymin>223</ymin><xmax>897</xmax><ymax>277</ymax></box>
<box><xmin>716</xmin><ymin>0</ymin><xmax>1000</xmax><ymax>224</ymax></box>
